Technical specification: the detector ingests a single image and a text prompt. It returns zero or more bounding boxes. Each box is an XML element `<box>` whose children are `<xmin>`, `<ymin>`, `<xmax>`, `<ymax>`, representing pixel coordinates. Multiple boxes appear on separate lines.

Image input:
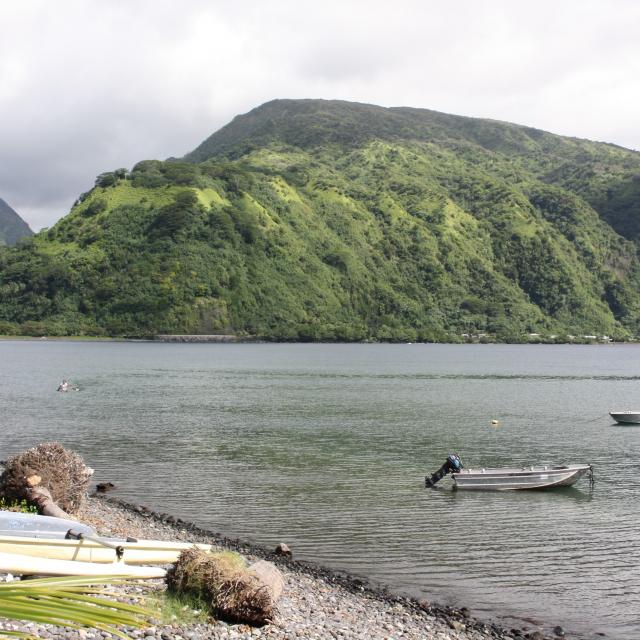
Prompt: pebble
<box><xmin>0</xmin><ymin>496</ymin><xmax>564</xmax><ymax>640</ymax></box>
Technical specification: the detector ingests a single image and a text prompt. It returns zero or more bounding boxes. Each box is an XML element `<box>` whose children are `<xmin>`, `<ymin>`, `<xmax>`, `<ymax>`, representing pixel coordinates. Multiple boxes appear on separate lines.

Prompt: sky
<box><xmin>1</xmin><ymin>0</ymin><xmax>639</xmax><ymax>231</ymax></box>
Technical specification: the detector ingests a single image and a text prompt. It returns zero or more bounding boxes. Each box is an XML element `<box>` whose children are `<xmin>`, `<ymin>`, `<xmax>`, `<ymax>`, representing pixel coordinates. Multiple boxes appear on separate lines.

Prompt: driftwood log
<box><xmin>24</xmin><ymin>474</ymin><xmax>71</xmax><ymax>519</ymax></box>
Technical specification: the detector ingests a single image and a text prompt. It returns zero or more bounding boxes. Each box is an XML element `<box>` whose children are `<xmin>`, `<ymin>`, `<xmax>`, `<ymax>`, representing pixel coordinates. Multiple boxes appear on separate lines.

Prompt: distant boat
<box><xmin>425</xmin><ymin>455</ymin><xmax>593</xmax><ymax>490</ymax></box>
<box><xmin>609</xmin><ymin>411</ymin><xmax>640</xmax><ymax>425</ymax></box>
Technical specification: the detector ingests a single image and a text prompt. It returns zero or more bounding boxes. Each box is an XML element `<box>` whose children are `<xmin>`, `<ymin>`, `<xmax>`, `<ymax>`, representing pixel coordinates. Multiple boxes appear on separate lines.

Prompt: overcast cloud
<box><xmin>1</xmin><ymin>0</ymin><xmax>639</xmax><ymax>230</ymax></box>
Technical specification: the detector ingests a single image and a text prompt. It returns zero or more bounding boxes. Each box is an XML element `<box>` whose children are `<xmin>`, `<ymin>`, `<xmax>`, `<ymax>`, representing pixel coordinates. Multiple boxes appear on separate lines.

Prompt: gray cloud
<box><xmin>1</xmin><ymin>0</ymin><xmax>639</xmax><ymax>230</ymax></box>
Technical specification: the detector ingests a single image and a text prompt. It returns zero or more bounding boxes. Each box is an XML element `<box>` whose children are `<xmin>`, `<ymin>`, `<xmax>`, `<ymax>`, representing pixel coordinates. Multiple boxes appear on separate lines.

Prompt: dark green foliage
<box><xmin>132</xmin><ymin>160</ymin><xmax>201</xmax><ymax>188</ymax></box>
<box><xmin>131</xmin><ymin>160</ymin><xmax>170</xmax><ymax>188</ymax></box>
<box><xmin>95</xmin><ymin>172</ymin><xmax>118</xmax><ymax>188</ymax></box>
<box><xmin>82</xmin><ymin>198</ymin><xmax>108</xmax><ymax>217</ymax></box>
<box><xmin>150</xmin><ymin>190</ymin><xmax>200</xmax><ymax>239</ymax></box>
<box><xmin>1</xmin><ymin>99</ymin><xmax>640</xmax><ymax>340</ymax></box>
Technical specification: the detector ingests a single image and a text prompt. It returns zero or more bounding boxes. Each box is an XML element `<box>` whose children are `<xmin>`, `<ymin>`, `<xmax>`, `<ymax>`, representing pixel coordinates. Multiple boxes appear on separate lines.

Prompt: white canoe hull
<box><xmin>609</xmin><ymin>411</ymin><xmax>640</xmax><ymax>424</ymax></box>
<box><xmin>452</xmin><ymin>464</ymin><xmax>592</xmax><ymax>490</ymax></box>
<box><xmin>0</xmin><ymin>536</ymin><xmax>211</xmax><ymax>565</ymax></box>
<box><xmin>0</xmin><ymin>551</ymin><xmax>165</xmax><ymax>578</ymax></box>
<box><xmin>0</xmin><ymin>511</ymin><xmax>95</xmax><ymax>538</ymax></box>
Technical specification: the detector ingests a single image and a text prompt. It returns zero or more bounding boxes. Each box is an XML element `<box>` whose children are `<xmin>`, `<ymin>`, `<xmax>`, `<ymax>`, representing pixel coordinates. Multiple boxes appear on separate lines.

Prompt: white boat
<box><xmin>0</xmin><ymin>550</ymin><xmax>166</xmax><ymax>578</ymax></box>
<box><xmin>0</xmin><ymin>511</ymin><xmax>95</xmax><ymax>538</ymax></box>
<box><xmin>609</xmin><ymin>411</ymin><xmax>640</xmax><ymax>424</ymax></box>
<box><xmin>0</xmin><ymin>534</ymin><xmax>211</xmax><ymax>565</ymax></box>
<box><xmin>451</xmin><ymin>464</ymin><xmax>593</xmax><ymax>490</ymax></box>
<box><xmin>426</xmin><ymin>455</ymin><xmax>593</xmax><ymax>490</ymax></box>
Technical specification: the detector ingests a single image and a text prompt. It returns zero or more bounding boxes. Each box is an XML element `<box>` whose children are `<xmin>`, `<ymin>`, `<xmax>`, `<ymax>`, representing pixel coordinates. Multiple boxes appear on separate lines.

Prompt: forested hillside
<box><xmin>1</xmin><ymin>99</ymin><xmax>640</xmax><ymax>341</ymax></box>
<box><xmin>0</xmin><ymin>198</ymin><xmax>33</xmax><ymax>247</ymax></box>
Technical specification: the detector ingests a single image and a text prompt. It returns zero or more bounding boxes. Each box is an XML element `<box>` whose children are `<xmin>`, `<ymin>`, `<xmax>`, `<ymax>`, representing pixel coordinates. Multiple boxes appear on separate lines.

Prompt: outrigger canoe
<box><xmin>0</xmin><ymin>510</ymin><xmax>211</xmax><ymax>564</ymax></box>
<box><xmin>0</xmin><ymin>551</ymin><xmax>165</xmax><ymax>578</ymax></box>
<box><xmin>0</xmin><ymin>511</ymin><xmax>95</xmax><ymax>538</ymax></box>
<box><xmin>0</xmin><ymin>535</ymin><xmax>212</xmax><ymax>565</ymax></box>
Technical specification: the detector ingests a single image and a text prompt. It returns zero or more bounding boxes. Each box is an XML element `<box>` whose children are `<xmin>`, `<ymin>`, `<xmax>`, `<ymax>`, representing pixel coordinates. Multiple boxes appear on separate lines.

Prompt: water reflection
<box><xmin>429</xmin><ymin>484</ymin><xmax>594</xmax><ymax>504</ymax></box>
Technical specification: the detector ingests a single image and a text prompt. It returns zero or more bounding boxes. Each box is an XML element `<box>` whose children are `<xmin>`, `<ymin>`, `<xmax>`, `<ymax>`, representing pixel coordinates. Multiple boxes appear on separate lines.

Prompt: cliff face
<box><xmin>1</xmin><ymin>99</ymin><xmax>640</xmax><ymax>340</ymax></box>
<box><xmin>0</xmin><ymin>198</ymin><xmax>33</xmax><ymax>247</ymax></box>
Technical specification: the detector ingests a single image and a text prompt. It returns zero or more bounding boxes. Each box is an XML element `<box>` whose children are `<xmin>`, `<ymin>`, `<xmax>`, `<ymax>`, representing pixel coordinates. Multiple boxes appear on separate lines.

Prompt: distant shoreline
<box><xmin>0</xmin><ymin>334</ymin><xmax>632</xmax><ymax>345</ymax></box>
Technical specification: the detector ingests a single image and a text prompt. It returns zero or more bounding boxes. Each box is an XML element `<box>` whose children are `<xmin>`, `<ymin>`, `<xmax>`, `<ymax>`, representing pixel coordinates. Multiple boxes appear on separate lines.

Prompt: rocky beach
<box><xmin>1</xmin><ymin>494</ymin><xmax>563</xmax><ymax>640</ymax></box>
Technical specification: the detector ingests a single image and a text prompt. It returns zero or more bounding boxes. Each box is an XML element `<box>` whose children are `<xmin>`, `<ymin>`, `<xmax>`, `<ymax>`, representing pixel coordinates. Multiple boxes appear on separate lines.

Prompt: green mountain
<box><xmin>0</xmin><ymin>198</ymin><xmax>33</xmax><ymax>247</ymax></box>
<box><xmin>1</xmin><ymin>98</ymin><xmax>640</xmax><ymax>341</ymax></box>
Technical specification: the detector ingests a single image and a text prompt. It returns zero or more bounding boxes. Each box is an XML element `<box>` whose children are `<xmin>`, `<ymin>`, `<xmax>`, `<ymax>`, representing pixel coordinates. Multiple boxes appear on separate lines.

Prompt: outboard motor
<box><xmin>425</xmin><ymin>454</ymin><xmax>463</xmax><ymax>487</ymax></box>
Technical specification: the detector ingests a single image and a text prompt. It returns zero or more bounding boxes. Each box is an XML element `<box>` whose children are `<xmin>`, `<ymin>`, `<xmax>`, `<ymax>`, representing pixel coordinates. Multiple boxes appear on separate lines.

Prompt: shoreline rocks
<box><xmin>0</xmin><ymin>493</ymin><xmax>572</xmax><ymax>639</ymax></box>
<box><xmin>64</xmin><ymin>495</ymin><xmax>563</xmax><ymax>640</ymax></box>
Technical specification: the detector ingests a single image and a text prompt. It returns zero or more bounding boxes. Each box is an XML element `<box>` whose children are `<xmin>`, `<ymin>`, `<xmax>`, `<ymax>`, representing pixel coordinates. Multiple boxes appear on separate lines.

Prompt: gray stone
<box><xmin>274</xmin><ymin>543</ymin><xmax>292</xmax><ymax>557</ymax></box>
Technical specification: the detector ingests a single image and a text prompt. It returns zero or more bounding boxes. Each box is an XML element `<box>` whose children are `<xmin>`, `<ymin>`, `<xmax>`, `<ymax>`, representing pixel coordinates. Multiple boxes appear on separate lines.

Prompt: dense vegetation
<box><xmin>0</xmin><ymin>198</ymin><xmax>33</xmax><ymax>247</ymax></box>
<box><xmin>1</xmin><ymin>99</ymin><xmax>640</xmax><ymax>341</ymax></box>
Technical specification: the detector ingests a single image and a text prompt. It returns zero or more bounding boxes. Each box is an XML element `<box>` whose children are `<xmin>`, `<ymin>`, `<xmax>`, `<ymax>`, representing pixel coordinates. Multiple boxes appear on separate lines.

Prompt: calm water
<box><xmin>1</xmin><ymin>341</ymin><xmax>639</xmax><ymax>638</ymax></box>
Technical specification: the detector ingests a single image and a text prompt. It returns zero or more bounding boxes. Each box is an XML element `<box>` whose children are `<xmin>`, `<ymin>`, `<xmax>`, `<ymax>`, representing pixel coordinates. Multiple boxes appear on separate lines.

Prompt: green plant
<box><xmin>145</xmin><ymin>590</ymin><xmax>209</xmax><ymax>625</ymax></box>
<box><xmin>0</xmin><ymin>498</ymin><xmax>37</xmax><ymax>514</ymax></box>
<box><xmin>0</xmin><ymin>576</ymin><xmax>154</xmax><ymax>639</ymax></box>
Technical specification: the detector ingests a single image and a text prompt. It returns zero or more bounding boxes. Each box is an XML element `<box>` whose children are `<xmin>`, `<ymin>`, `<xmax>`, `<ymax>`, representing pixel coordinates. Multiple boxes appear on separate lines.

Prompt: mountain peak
<box><xmin>0</xmin><ymin>198</ymin><xmax>33</xmax><ymax>247</ymax></box>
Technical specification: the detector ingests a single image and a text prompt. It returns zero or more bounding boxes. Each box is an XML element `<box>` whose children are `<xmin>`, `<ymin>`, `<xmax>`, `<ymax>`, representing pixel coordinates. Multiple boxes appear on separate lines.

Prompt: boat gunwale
<box><xmin>453</xmin><ymin>464</ymin><xmax>591</xmax><ymax>478</ymax></box>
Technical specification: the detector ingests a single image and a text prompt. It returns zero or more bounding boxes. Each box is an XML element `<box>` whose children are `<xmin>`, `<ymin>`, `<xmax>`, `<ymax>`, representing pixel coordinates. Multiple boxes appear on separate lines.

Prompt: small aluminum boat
<box><xmin>426</xmin><ymin>455</ymin><xmax>593</xmax><ymax>491</ymax></box>
<box><xmin>451</xmin><ymin>464</ymin><xmax>592</xmax><ymax>490</ymax></box>
<box><xmin>609</xmin><ymin>411</ymin><xmax>640</xmax><ymax>425</ymax></box>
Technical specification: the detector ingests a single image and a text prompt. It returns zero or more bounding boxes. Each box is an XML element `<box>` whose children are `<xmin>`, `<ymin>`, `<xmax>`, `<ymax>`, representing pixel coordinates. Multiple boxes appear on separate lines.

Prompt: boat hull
<box><xmin>609</xmin><ymin>411</ymin><xmax>640</xmax><ymax>424</ymax></box>
<box><xmin>0</xmin><ymin>551</ymin><xmax>166</xmax><ymax>578</ymax></box>
<box><xmin>0</xmin><ymin>536</ymin><xmax>211</xmax><ymax>565</ymax></box>
<box><xmin>452</xmin><ymin>465</ymin><xmax>591</xmax><ymax>490</ymax></box>
<box><xmin>0</xmin><ymin>511</ymin><xmax>95</xmax><ymax>538</ymax></box>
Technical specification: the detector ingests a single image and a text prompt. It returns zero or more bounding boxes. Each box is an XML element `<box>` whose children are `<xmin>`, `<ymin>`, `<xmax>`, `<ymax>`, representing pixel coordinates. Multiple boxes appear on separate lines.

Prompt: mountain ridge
<box><xmin>186</xmin><ymin>99</ymin><xmax>640</xmax><ymax>243</ymax></box>
<box><xmin>186</xmin><ymin>98</ymin><xmax>635</xmax><ymax>161</ymax></box>
<box><xmin>1</xmin><ymin>98</ymin><xmax>640</xmax><ymax>340</ymax></box>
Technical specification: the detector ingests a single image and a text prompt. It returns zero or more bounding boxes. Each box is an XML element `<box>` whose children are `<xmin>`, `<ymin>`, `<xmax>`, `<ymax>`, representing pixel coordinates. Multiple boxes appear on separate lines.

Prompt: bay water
<box><xmin>0</xmin><ymin>341</ymin><xmax>638</xmax><ymax>638</ymax></box>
